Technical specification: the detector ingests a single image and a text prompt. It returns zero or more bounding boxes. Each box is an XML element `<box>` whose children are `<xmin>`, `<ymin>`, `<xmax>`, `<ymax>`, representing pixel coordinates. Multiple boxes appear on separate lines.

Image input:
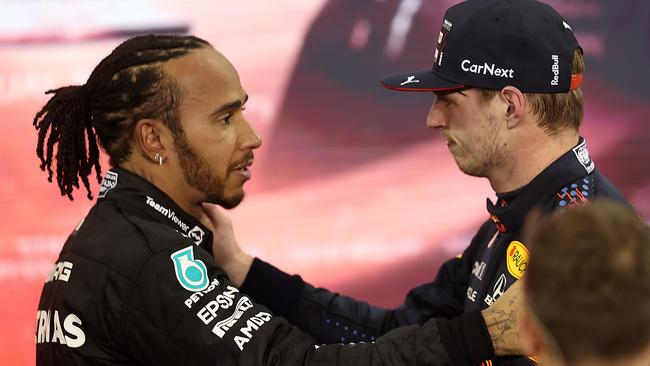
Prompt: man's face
<box><xmin>426</xmin><ymin>89</ymin><xmax>507</xmax><ymax>177</ymax></box>
<box><xmin>163</xmin><ymin>47</ymin><xmax>262</xmax><ymax>209</ymax></box>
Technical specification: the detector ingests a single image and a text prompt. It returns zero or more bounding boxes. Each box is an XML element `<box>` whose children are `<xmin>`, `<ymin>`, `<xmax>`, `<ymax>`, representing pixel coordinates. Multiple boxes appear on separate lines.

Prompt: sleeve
<box><xmin>241</xmin><ymin>221</ymin><xmax>492</xmax><ymax>344</ymax></box>
<box><xmin>120</xmin><ymin>242</ymin><xmax>493</xmax><ymax>366</ymax></box>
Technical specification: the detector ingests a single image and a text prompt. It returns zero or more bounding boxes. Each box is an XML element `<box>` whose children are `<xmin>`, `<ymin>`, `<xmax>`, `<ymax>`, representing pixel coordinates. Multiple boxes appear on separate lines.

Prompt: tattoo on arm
<box><xmin>486</xmin><ymin>308</ymin><xmax>517</xmax><ymax>348</ymax></box>
<box><xmin>483</xmin><ymin>293</ymin><xmax>521</xmax><ymax>355</ymax></box>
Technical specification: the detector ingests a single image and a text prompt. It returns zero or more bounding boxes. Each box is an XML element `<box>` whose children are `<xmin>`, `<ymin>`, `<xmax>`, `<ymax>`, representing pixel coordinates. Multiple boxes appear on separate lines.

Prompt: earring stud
<box><xmin>153</xmin><ymin>153</ymin><xmax>164</xmax><ymax>166</ymax></box>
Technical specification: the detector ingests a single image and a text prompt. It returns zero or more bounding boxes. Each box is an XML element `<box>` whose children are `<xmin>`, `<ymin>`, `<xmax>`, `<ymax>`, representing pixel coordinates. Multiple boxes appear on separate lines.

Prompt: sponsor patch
<box><xmin>36</xmin><ymin>310</ymin><xmax>86</xmax><ymax>348</ymax></box>
<box><xmin>433</xmin><ymin>18</ymin><xmax>452</xmax><ymax>66</ymax></box>
<box><xmin>196</xmin><ymin>285</ymin><xmax>240</xmax><ymax>322</ymax></box>
<box><xmin>472</xmin><ymin>261</ymin><xmax>487</xmax><ymax>280</ymax></box>
<box><xmin>45</xmin><ymin>261</ymin><xmax>73</xmax><ymax>283</ymax></box>
<box><xmin>400</xmin><ymin>75</ymin><xmax>420</xmax><ymax>86</ymax></box>
<box><xmin>212</xmin><ymin>297</ymin><xmax>254</xmax><ymax>338</ymax></box>
<box><xmin>184</xmin><ymin>278</ymin><xmax>221</xmax><ymax>309</ymax></box>
<box><xmin>466</xmin><ymin>286</ymin><xmax>477</xmax><ymax>302</ymax></box>
<box><xmin>188</xmin><ymin>225</ymin><xmax>205</xmax><ymax>245</ymax></box>
<box><xmin>484</xmin><ymin>273</ymin><xmax>507</xmax><ymax>306</ymax></box>
<box><xmin>233</xmin><ymin>311</ymin><xmax>272</xmax><ymax>351</ymax></box>
<box><xmin>461</xmin><ymin>59</ymin><xmax>514</xmax><ymax>79</ymax></box>
<box><xmin>98</xmin><ymin>171</ymin><xmax>118</xmax><ymax>198</ymax></box>
<box><xmin>572</xmin><ymin>140</ymin><xmax>595</xmax><ymax>173</ymax></box>
<box><xmin>506</xmin><ymin>241</ymin><xmax>529</xmax><ymax>279</ymax></box>
<box><xmin>551</xmin><ymin>55</ymin><xmax>560</xmax><ymax>86</ymax></box>
<box><xmin>146</xmin><ymin>196</ymin><xmax>191</xmax><ymax>233</ymax></box>
<box><xmin>171</xmin><ymin>246</ymin><xmax>209</xmax><ymax>292</ymax></box>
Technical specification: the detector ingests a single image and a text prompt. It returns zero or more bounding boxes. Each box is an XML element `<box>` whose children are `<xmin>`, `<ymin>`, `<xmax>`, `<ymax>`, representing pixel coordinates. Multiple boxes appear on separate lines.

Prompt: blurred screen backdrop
<box><xmin>1</xmin><ymin>0</ymin><xmax>649</xmax><ymax>363</ymax></box>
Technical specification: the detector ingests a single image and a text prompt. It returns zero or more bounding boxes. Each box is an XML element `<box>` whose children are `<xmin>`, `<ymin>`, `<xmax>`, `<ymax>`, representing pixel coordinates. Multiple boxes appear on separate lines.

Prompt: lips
<box><xmin>231</xmin><ymin>158</ymin><xmax>254</xmax><ymax>180</ymax></box>
<box><xmin>441</xmin><ymin>135</ymin><xmax>456</xmax><ymax>147</ymax></box>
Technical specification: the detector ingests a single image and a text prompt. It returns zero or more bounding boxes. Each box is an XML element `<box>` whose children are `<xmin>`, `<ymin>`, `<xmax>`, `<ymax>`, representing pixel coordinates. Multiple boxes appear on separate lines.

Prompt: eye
<box><xmin>221</xmin><ymin>113</ymin><xmax>234</xmax><ymax>125</ymax></box>
<box><xmin>436</xmin><ymin>95</ymin><xmax>452</xmax><ymax>107</ymax></box>
<box><xmin>218</xmin><ymin>106</ymin><xmax>246</xmax><ymax>126</ymax></box>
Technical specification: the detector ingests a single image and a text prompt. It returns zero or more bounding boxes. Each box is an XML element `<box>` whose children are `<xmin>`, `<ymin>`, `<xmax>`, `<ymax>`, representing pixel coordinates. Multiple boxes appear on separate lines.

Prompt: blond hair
<box><xmin>481</xmin><ymin>49</ymin><xmax>584</xmax><ymax>134</ymax></box>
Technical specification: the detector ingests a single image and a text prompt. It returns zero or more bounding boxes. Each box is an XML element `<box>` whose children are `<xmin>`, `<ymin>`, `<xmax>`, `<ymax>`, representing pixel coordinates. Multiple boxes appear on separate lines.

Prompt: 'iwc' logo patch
<box><xmin>572</xmin><ymin>140</ymin><xmax>595</xmax><ymax>173</ymax></box>
<box><xmin>506</xmin><ymin>241</ymin><xmax>529</xmax><ymax>279</ymax></box>
<box><xmin>98</xmin><ymin>171</ymin><xmax>118</xmax><ymax>198</ymax></box>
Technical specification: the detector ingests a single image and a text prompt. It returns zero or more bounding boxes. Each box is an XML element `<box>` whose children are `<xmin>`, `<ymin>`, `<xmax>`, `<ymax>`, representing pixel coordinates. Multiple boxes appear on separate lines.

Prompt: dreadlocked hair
<box><xmin>33</xmin><ymin>34</ymin><xmax>210</xmax><ymax>200</ymax></box>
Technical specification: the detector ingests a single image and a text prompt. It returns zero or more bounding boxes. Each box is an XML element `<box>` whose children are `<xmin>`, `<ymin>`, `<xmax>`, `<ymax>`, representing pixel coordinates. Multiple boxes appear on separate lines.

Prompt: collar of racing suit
<box><xmin>96</xmin><ymin>167</ymin><xmax>214</xmax><ymax>254</ymax></box>
<box><xmin>486</xmin><ymin>137</ymin><xmax>595</xmax><ymax>234</ymax></box>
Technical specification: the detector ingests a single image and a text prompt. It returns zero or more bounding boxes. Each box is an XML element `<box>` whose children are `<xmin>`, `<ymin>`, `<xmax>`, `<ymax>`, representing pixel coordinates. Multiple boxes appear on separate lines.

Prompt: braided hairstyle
<box><xmin>33</xmin><ymin>34</ymin><xmax>210</xmax><ymax>200</ymax></box>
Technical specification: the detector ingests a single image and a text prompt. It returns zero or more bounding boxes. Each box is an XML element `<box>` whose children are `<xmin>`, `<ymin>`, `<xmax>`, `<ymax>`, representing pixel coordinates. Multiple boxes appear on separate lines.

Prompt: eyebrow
<box><xmin>210</xmin><ymin>94</ymin><xmax>249</xmax><ymax>116</ymax></box>
<box><xmin>435</xmin><ymin>88</ymin><xmax>470</xmax><ymax>98</ymax></box>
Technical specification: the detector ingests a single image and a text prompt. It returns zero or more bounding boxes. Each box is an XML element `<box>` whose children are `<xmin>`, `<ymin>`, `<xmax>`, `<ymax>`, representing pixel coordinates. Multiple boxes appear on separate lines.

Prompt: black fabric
<box><xmin>36</xmin><ymin>168</ymin><xmax>463</xmax><ymax>365</ymax></box>
<box><xmin>241</xmin><ymin>137</ymin><xmax>630</xmax><ymax>366</ymax></box>
<box><xmin>381</xmin><ymin>0</ymin><xmax>582</xmax><ymax>93</ymax></box>
<box><xmin>438</xmin><ymin>311</ymin><xmax>494</xmax><ymax>365</ymax></box>
<box><xmin>241</xmin><ymin>257</ymin><xmax>304</xmax><ymax>316</ymax></box>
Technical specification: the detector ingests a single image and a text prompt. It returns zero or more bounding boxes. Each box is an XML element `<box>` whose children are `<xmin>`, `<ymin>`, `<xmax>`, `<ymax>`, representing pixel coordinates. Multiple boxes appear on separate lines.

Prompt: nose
<box><xmin>426</xmin><ymin>98</ymin><xmax>446</xmax><ymax>130</ymax></box>
<box><xmin>240</xmin><ymin>118</ymin><xmax>263</xmax><ymax>150</ymax></box>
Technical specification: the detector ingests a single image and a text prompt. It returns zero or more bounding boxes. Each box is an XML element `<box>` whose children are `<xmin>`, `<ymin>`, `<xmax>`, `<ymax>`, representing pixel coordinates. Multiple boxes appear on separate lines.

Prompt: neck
<box><xmin>488</xmin><ymin>129</ymin><xmax>579</xmax><ymax>193</ymax></box>
<box><xmin>120</xmin><ymin>160</ymin><xmax>204</xmax><ymax>221</ymax></box>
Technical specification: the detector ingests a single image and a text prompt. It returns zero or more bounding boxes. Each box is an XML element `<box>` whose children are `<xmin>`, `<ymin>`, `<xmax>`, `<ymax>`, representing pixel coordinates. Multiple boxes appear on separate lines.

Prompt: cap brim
<box><xmin>380</xmin><ymin>69</ymin><xmax>464</xmax><ymax>92</ymax></box>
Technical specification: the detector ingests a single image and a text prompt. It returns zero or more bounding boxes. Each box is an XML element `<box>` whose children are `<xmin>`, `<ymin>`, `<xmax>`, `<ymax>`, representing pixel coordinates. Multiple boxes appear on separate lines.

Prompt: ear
<box><xmin>500</xmin><ymin>86</ymin><xmax>527</xmax><ymax>129</ymax></box>
<box><xmin>134</xmin><ymin>119</ymin><xmax>168</xmax><ymax>163</ymax></box>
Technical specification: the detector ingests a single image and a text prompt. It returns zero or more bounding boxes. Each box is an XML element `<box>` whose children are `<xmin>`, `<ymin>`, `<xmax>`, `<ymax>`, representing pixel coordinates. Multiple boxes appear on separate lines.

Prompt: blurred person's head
<box><xmin>521</xmin><ymin>201</ymin><xmax>650</xmax><ymax>366</ymax></box>
<box><xmin>33</xmin><ymin>34</ymin><xmax>261</xmax><ymax>212</ymax></box>
<box><xmin>381</xmin><ymin>0</ymin><xmax>585</xmax><ymax>193</ymax></box>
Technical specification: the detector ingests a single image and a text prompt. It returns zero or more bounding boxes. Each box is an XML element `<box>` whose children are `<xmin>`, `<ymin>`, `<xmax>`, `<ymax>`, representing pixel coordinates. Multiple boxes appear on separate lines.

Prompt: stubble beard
<box><xmin>455</xmin><ymin>114</ymin><xmax>507</xmax><ymax>178</ymax></box>
<box><xmin>173</xmin><ymin>132</ymin><xmax>244</xmax><ymax>209</ymax></box>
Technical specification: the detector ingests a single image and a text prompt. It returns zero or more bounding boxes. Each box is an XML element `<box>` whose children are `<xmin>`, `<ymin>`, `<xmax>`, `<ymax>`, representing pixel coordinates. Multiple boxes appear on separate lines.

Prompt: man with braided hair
<box><xmin>34</xmin><ymin>34</ymin><xmax>522</xmax><ymax>365</ymax></box>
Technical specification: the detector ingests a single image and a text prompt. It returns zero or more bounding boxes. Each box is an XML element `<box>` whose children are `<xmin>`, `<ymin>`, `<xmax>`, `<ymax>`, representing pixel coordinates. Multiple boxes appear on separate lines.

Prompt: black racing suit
<box><xmin>239</xmin><ymin>138</ymin><xmax>630</xmax><ymax>366</ymax></box>
<box><xmin>36</xmin><ymin>167</ymin><xmax>494</xmax><ymax>365</ymax></box>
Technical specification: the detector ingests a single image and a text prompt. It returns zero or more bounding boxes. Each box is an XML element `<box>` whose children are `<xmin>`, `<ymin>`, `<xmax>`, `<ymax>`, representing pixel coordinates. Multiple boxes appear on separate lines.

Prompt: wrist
<box><xmin>221</xmin><ymin>250</ymin><xmax>253</xmax><ymax>287</ymax></box>
<box><xmin>481</xmin><ymin>306</ymin><xmax>518</xmax><ymax>356</ymax></box>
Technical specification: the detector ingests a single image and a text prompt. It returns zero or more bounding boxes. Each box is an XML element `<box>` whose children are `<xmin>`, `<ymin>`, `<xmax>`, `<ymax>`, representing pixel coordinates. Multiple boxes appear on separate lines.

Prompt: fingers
<box><xmin>201</xmin><ymin>202</ymin><xmax>232</xmax><ymax>227</ymax></box>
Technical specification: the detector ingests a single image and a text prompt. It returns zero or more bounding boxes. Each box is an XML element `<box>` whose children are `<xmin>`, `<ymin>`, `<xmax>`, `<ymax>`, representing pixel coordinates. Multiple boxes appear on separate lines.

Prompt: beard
<box><xmin>454</xmin><ymin>114</ymin><xmax>507</xmax><ymax>177</ymax></box>
<box><xmin>173</xmin><ymin>132</ymin><xmax>244</xmax><ymax>209</ymax></box>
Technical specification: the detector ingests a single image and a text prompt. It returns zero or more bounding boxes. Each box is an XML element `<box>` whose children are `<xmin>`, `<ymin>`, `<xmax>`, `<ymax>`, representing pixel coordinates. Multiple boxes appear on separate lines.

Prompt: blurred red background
<box><xmin>1</xmin><ymin>0</ymin><xmax>649</xmax><ymax>364</ymax></box>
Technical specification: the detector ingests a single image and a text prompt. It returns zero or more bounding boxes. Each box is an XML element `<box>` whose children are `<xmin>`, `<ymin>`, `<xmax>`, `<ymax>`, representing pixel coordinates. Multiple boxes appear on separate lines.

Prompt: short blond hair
<box><xmin>481</xmin><ymin>49</ymin><xmax>584</xmax><ymax>134</ymax></box>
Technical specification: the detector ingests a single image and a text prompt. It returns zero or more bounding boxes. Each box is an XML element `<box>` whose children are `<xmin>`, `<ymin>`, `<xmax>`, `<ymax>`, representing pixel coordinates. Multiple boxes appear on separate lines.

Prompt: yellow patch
<box><xmin>506</xmin><ymin>241</ymin><xmax>529</xmax><ymax>279</ymax></box>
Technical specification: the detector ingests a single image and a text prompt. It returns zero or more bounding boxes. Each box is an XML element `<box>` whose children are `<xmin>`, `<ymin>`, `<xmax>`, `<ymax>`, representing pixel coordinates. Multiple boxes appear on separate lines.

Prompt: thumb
<box><xmin>201</xmin><ymin>202</ymin><xmax>232</xmax><ymax>228</ymax></box>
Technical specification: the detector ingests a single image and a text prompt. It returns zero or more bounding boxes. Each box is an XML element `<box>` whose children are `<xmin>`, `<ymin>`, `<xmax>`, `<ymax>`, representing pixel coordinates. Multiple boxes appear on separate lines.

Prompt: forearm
<box><xmin>240</xmin><ymin>257</ymin><xmax>305</xmax><ymax>315</ymax></box>
<box><xmin>481</xmin><ymin>298</ymin><xmax>520</xmax><ymax>356</ymax></box>
<box><xmin>436</xmin><ymin>311</ymin><xmax>496</xmax><ymax>365</ymax></box>
<box><xmin>241</xmin><ymin>258</ymin><xmax>398</xmax><ymax>343</ymax></box>
<box><xmin>480</xmin><ymin>279</ymin><xmax>524</xmax><ymax>356</ymax></box>
<box><xmin>219</xmin><ymin>250</ymin><xmax>253</xmax><ymax>287</ymax></box>
<box><xmin>241</xmin><ymin>256</ymin><xmax>476</xmax><ymax>344</ymax></box>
